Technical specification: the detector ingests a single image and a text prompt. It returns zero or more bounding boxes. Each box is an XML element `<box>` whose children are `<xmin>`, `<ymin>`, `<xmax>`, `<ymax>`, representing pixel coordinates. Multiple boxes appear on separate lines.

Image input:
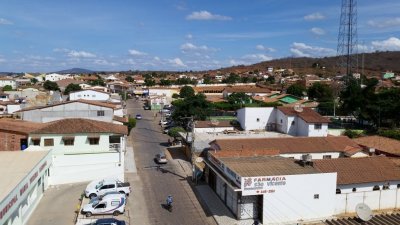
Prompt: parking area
<box><xmin>27</xmin><ymin>182</ymin><xmax>88</xmax><ymax>225</ymax></box>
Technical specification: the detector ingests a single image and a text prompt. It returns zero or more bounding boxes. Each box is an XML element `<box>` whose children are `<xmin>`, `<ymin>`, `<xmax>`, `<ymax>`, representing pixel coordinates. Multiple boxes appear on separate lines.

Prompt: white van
<box><xmin>81</xmin><ymin>194</ymin><xmax>126</xmax><ymax>217</ymax></box>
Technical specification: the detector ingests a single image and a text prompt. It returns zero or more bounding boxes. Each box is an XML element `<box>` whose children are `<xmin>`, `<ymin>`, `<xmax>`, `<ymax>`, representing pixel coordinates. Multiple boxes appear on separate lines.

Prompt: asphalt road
<box><xmin>127</xmin><ymin>98</ymin><xmax>216</xmax><ymax>225</ymax></box>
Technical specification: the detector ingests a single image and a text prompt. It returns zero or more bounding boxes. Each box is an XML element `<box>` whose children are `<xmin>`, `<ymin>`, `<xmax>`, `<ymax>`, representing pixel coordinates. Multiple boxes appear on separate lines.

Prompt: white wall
<box><xmin>237</xmin><ymin>107</ymin><xmax>276</xmax><ymax>131</ymax></box>
<box><xmin>49</xmin><ymin>152</ymin><xmax>124</xmax><ymax>185</ymax></box>
<box><xmin>261</xmin><ymin>173</ymin><xmax>337</xmax><ymax>224</ymax></box>
<box><xmin>45</xmin><ymin>73</ymin><xmax>68</xmax><ymax>82</ymax></box>
<box><xmin>7</xmin><ymin>104</ymin><xmax>21</xmax><ymax>114</ymax></box>
<box><xmin>194</xmin><ymin>127</ymin><xmax>234</xmax><ymax>133</ymax></box>
<box><xmin>280</xmin><ymin>152</ymin><xmax>341</xmax><ymax>160</ymax></box>
<box><xmin>148</xmin><ymin>89</ymin><xmax>177</xmax><ymax>97</ymax></box>
<box><xmin>20</xmin><ymin>102</ymin><xmax>114</xmax><ymax>123</ymax></box>
<box><xmin>69</xmin><ymin>90</ymin><xmax>110</xmax><ymax>101</ymax></box>
<box><xmin>0</xmin><ymin>80</ymin><xmax>16</xmax><ymax>89</ymax></box>
<box><xmin>307</xmin><ymin>123</ymin><xmax>328</xmax><ymax>137</ymax></box>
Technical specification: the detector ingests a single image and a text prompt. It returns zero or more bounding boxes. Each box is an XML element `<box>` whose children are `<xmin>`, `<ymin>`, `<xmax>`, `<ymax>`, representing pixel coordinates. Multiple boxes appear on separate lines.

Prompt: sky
<box><xmin>0</xmin><ymin>0</ymin><xmax>400</xmax><ymax>72</ymax></box>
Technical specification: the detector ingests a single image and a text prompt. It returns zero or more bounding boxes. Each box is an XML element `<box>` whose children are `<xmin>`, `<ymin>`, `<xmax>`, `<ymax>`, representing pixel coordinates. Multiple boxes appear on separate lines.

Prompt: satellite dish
<box><xmin>356</xmin><ymin>203</ymin><xmax>373</xmax><ymax>222</ymax></box>
<box><xmin>294</xmin><ymin>104</ymin><xmax>303</xmax><ymax>113</ymax></box>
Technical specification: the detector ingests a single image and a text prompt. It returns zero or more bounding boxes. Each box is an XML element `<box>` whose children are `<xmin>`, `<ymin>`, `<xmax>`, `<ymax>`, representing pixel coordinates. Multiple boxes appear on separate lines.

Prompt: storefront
<box><xmin>0</xmin><ymin>150</ymin><xmax>52</xmax><ymax>225</ymax></box>
<box><xmin>204</xmin><ymin>151</ymin><xmax>337</xmax><ymax>224</ymax></box>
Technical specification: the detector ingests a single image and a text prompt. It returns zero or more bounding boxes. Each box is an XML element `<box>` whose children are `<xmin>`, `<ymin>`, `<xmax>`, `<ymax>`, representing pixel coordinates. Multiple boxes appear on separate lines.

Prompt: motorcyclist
<box><xmin>166</xmin><ymin>195</ymin><xmax>173</xmax><ymax>207</ymax></box>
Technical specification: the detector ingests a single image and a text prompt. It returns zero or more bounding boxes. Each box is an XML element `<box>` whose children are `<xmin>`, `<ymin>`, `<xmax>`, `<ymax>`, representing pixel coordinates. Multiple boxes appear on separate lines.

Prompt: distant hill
<box><xmin>211</xmin><ymin>51</ymin><xmax>400</xmax><ymax>78</ymax></box>
<box><xmin>55</xmin><ymin>68</ymin><xmax>94</xmax><ymax>74</ymax></box>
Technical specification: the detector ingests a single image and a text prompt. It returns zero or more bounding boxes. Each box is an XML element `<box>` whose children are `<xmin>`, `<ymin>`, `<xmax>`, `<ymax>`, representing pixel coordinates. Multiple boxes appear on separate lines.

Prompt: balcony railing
<box><xmin>109</xmin><ymin>143</ymin><xmax>121</xmax><ymax>152</ymax></box>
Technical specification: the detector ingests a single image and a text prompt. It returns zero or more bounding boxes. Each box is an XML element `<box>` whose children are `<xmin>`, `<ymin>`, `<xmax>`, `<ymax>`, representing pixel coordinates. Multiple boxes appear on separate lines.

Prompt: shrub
<box><xmin>124</xmin><ymin>118</ymin><xmax>137</xmax><ymax>134</ymax></box>
<box><xmin>342</xmin><ymin>129</ymin><xmax>363</xmax><ymax>139</ymax></box>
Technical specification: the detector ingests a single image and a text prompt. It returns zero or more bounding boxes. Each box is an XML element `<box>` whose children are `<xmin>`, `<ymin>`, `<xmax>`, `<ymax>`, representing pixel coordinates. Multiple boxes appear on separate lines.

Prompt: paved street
<box><xmin>127</xmin><ymin>98</ymin><xmax>217</xmax><ymax>225</ymax></box>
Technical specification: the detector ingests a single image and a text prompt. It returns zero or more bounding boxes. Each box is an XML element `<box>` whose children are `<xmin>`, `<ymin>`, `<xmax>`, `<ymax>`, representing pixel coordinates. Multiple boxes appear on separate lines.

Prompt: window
<box><xmin>44</xmin><ymin>139</ymin><xmax>54</xmax><ymax>146</ymax></box>
<box><xmin>32</xmin><ymin>138</ymin><xmax>41</xmax><ymax>146</ymax></box>
<box><xmin>397</xmin><ymin>184</ymin><xmax>400</xmax><ymax>189</ymax></box>
<box><xmin>323</xmin><ymin>155</ymin><xmax>332</xmax><ymax>159</ymax></box>
<box><xmin>89</xmin><ymin>137</ymin><xmax>100</xmax><ymax>145</ymax></box>
<box><xmin>336</xmin><ymin>189</ymin><xmax>341</xmax><ymax>194</ymax></box>
<box><xmin>373</xmin><ymin>185</ymin><xmax>380</xmax><ymax>191</ymax></box>
<box><xmin>63</xmin><ymin>138</ymin><xmax>75</xmax><ymax>146</ymax></box>
<box><xmin>314</xmin><ymin>194</ymin><xmax>319</xmax><ymax>199</ymax></box>
<box><xmin>352</xmin><ymin>188</ymin><xmax>357</xmax><ymax>192</ymax></box>
<box><xmin>77</xmin><ymin>94</ymin><xmax>81</xmax><ymax>97</ymax></box>
<box><xmin>256</xmin><ymin>118</ymin><xmax>260</xmax><ymax>122</ymax></box>
<box><xmin>92</xmin><ymin>95</ymin><xmax>96</xmax><ymax>97</ymax></box>
<box><xmin>95</xmin><ymin>203</ymin><xmax>106</xmax><ymax>209</ymax></box>
<box><xmin>97</xmin><ymin>110</ymin><xmax>105</xmax><ymax>116</ymax></box>
<box><xmin>280</xmin><ymin>119</ymin><xmax>283</xmax><ymax>123</ymax></box>
<box><xmin>383</xmin><ymin>183</ymin><xmax>390</xmax><ymax>190</ymax></box>
<box><xmin>314</xmin><ymin>123</ymin><xmax>322</xmax><ymax>129</ymax></box>
<box><xmin>291</xmin><ymin>121</ymin><xmax>295</xmax><ymax>125</ymax></box>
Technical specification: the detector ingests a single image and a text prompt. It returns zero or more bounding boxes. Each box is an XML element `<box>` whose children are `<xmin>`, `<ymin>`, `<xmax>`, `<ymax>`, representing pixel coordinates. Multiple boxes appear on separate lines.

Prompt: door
<box><xmin>208</xmin><ymin>169</ymin><xmax>217</xmax><ymax>191</ymax></box>
<box><xmin>20</xmin><ymin>139</ymin><xmax>28</xmax><ymax>150</ymax></box>
<box><xmin>98</xmin><ymin>184</ymin><xmax>115</xmax><ymax>195</ymax></box>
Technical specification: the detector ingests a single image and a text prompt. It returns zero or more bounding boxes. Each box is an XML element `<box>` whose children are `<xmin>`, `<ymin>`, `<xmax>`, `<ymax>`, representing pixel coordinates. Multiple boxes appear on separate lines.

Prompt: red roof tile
<box><xmin>278</xmin><ymin>106</ymin><xmax>330</xmax><ymax>123</ymax></box>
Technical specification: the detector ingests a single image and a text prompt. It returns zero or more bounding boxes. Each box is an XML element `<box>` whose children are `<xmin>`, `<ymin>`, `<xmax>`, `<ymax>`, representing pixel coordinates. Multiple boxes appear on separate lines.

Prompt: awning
<box><xmin>62</xmin><ymin>136</ymin><xmax>75</xmax><ymax>141</ymax></box>
<box><xmin>87</xmin><ymin>134</ymin><xmax>100</xmax><ymax>138</ymax></box>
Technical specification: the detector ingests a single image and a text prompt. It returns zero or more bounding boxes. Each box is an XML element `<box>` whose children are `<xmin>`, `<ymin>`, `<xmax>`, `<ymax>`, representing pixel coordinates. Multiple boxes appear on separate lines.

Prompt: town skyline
<box><xmin>1</xmin><ymin>0</ymin><xmax>400</xmax><ymax>72</ymax></box>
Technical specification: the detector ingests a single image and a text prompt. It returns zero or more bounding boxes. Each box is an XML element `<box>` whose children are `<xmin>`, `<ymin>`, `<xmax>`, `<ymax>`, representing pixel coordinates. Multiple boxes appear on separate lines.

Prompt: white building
<box><xmin>27</xmin><ymin>118</ymin><xmax>127</xmax><ymax>184</ymax></box>
<box><xmin>0</xmin><ymin>101</ymin><xmax>21</xmax><ymax>115</ymax></box>
<box><xmin>0</xmin><ymin>77</ymin><xmax>16</xmax><ymax>89</ymax></box>
<box><xmin>203</xmin><ymin>151</ymin><xmax>337</xmax><ymax>224</ymax></box>
<box><xmin>69</xmin><ymin>89</ymin><xmax>111</xmax><ymax>101</ymax></box>
<box><xmin>17</xmin><ymin>100</ymin><xmax>120</xmax><ymax>123</ymax></box>
<box><xmin>194</xmin><ymin>121</ymin><xmax>234</xmax><ymax>133</ymax></box>
<box><xmin>237</xmin><ymin>106</ymin><xmax>330</xmax><ymax>137</ymax></box>
<box><xmin>147</xmin><ymin>96</ymin><xmax>169</xmax><ymax>110</ymax></box>
<box><xmin>148</xmin><ymin>88</ymin><xmax>179</xmax><ymax>98</ymax></box>
<box><xmin>313</xmin><ymin>157</ymin><xmax>400</xmax><ymax>214</ymax></box>
<box><xmin>209</xmin><ymin>136</ymin><xmax>368</xmax><ymax>160</ymax></box>
<box><xmin>45</xmin><ymin>73</ymin><xmax>69</xmax><ymax>82</ymax></box>
<box><xmin>0</xmin><ymin>93</ymin><xmax>10</xmax><ymax>102</ymax></box>
<box><xmin>0</xmin><ymin>150</ymin><xmax>52</xmax><ymax>225</ymax></box>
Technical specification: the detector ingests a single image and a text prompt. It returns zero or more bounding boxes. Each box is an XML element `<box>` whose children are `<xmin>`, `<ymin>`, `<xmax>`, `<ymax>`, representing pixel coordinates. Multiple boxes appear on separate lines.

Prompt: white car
<box><xmin>156</xmin><ymin>152</ymin><xmax>168</xmax><ymax>164</ymax></box>
<box><xmin>85</xmin><ymin>178</ymin><xmax>131</xmax><ymax>199</ymax></box>
<box><xmin>81</xmin><ymin>194</ymin><xmax>126</xmax><ymax>217</ymax></box>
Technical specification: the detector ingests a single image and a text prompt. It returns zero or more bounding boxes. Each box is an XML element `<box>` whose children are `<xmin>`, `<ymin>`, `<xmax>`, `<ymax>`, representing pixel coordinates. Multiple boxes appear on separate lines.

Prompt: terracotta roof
<box><xmin>210</xmin><ymin>136</ymin><xmax>362</xmax><ymax>154</ymax></box>
<box><xmin>194</xmin><ymin>86</ymin><xmax>226</xmax><ymax>93</ymax></box>
<box><xmin>205</xmin><ymin>95</ymin><xmax>226</xmax><ymax>103</ymax></box>
<box><xmin>313</xmin><ymin>157</ymin><xmax>400</xmax><ymax>185</ymax></box>
<box><xmin>0</xmin><ymin>118</ymin><xmax>45</xmax><ymax>134</ymax></box>
<box><xmin>212</xmin><ymin>155</ymin><xmax>320</xmax><ymax>177</ymax></box>
<box><xmin>195</xmin><ymin>120</ymin><xmax>233</xmax><ymax>128</ymax></box>
<box><xmin>277</xmin><ymin>106</ymin><xmax>331</xmax><ymax>123</ymax></box>
<box><xmin>31</xmin><ymin>118</ymin><xmax>127</xmax><ymax>135</ymax></box>
<box><xmin>113</xmin><ymin>115</ymin><xmax>128</xmax><ymax>123</ymax></box>
<box><xmin>211</xmin><ymin>149</ymin><xmax>280</xmax><ymax>158</ymax></box>
<box><xmin>17</xmin><ymin>99</ymin><xmax>116</xmax><ymax>112</ymax></box>
<box><xmin>354</xmin><ymin>135</ymin><xmax>400</xmax><ymax>156</ymax></box>
<box><xmin>55</xmin><ymin>79</ymin><xmax>83</xmax><ymax>87</ymax></box>
<box><xmin>223</xmin><ymin>85</ymin><xmax>271</xmax><ymax>93</ymax></box>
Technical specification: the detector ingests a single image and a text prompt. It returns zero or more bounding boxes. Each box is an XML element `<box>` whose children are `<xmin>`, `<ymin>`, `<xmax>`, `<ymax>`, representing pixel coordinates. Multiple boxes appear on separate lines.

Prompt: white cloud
<box><xmin>186</xmin><ymin>11</ymin><xmax>232</xmax><ymax>21</ymax></box>
<box><xmin>68</xmin><ymin>50</ymin><xmax>96</xmax><ymax>58</ymax></box>
<box><xmin>186</xmin><ymin>34</ymin><xmax>193</xmax><ymax>39</ymax></box>
<box><xmin>0</xmin><ymin>18</ymin><xmax>13</xmax><ymax>25</ymax></box>
<box><xmin>290</xmin><ymin>42</ymin><xmax>336</xmax><ymax>57</ymax></box>
<box><xmin>256</xmin><ymin>44</ymin><xmax>275</xmax><ymax>52</ymax></box>
<box><xmin>94</xmin><ymin>59</ymin><xmax>117</xmax><ymax>66</ymax></box>
<box><xmin>371</xmin><ymin>37</ymin><xmax>400</xmax><ymax>51</ymax></box>
<box><xmin>53</xmin><ymin>48</ymin><xmax>96</xmax><ymax>58</ymax></box>
<box><xmin>304</xmin><ymin>12</ymin><xmax>325</xmax><ymax>21</ymax></box>
<box><xmin>180</xmin><ymin>42</ymin><xmax>216</xmax><ymax>53</ymax></box>
<box><xmin>154</xmin><ymin>56</ymin><xmax>160</xmax><ymax>61</ymax></box>
<box><xmin>242</xmin><ymin>54</ymin><xmax>272</xmax><ymax>61</ymax></box>
<box><xmin>0</xmin><ymin>57</ymin><xmax>6</xmax><ymax>63</ymax></box>
<box><xmin>128</xmin><ymin>49</ymin><xmax>147</xmax><ymax>56</ymax></box>
<box><xmin>169</xmin><ymin>58</ymin><xmax>187</xmax><ymax>67</ymax></box>
<box><xmin>310</xmin><ymin>27</ymin><xmax>325</xmax><ymax>36</ymax></box>
<box><xmin>368</xmin><ymin>18</ymin><xmax>400</xmax><ymax>28</ymax></box>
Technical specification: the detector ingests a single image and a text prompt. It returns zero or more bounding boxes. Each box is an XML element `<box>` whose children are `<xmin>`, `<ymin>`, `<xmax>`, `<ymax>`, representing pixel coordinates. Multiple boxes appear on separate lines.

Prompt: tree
<box><xmin>125</xmin><ymin>76</ymin><xmax>134</xmax><ymax>83</ymax></box>
<box><xmin>160</xmin><ymin>79</ymin><xmax>172</xmax><ymax>86</ymax></box>
<box><xmin>124</xmin><ymin>118</ymin><xmax>136</xmax><ymax>135</ymax></box>
<box><xmin>179</xmin><ymin>86</ymin><xmax>195</xmax><ymax>98</ymax></box>
<box><xmin>168</xmin><ymin>127</ymin><xmax>185</xmax><ymax>138</ymax></box>
<box><xmin>172</xmin><ymin>93</ymin><xmax>180</xmax><ymax>99</ymax></box>
<box><xmin>286</xmin><ymin>83</ymin><xmax>306</xmax><ymax>97</ymax></box>
<box><xmin>224</xmin><ymin>73</ymin><xmax>240</xmax><ymax>84</ymax></box>
<box><xmin>308</xmin><ymin>82</ymin><xmax>334</xmax><ymax>115</ymax></box>
<box><xmin>227</xmin><ymin>92</ymin><xmax>251</xmax><ymax>105</ymax></box>
<box><xmin>203</xmin><ymin>76</ymin><xmax>212</xmax><ymax>84</ymax></box>
<box><xmin>30</xmin><ymin>78</ymin><xmax>38</xmax><ymax>84</ymax></box>
<box><xmin>172</xmin><ymin>94</ymin><xmax>212</xmax><ymax>124</ymax></box>
<box><xmin>266</xmin><ymin>76</ymin><xmax>275</xmax><ymax>84</ymax></box>
<box><xmin>64</xmin><ymin>83</ymin><xmax>82</xmax><ymax>95</ymax></box>
<box><xmin>144</xmin><ymin>78</ymin><xmax>156</xmax><ymax>86</ymax></box>
<box><xmin>2</xmin><ymin>85</ymin><xmax>12</xmax><ymax>91</ymax></box>
<box><xmin>43</xmin><ymin>80</ymin><xmax>60</xmax><ymax>91</ymax></box>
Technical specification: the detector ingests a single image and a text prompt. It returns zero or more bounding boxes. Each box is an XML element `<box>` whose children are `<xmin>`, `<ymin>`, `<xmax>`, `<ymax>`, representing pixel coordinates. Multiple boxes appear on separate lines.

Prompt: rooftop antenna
<box><xmin>337</xmin><ymin>0</ymin><xmax>358</xmax><ymax>81</ymax></box>
<box><xmin>356</xmin><ymin>203</ymin><xmax>373</xmax><ymax>222</ymax></box>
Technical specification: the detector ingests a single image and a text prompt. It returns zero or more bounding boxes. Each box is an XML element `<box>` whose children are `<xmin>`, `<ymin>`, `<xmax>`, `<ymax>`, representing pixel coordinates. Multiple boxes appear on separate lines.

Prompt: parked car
<box><xmin>95</xmin><ymin>218</ymin><xmax>126</xmax><ymax>225</ymax></box>
<box><xmin>89</xmin><ymin>191</ymin><xmax>124</xmax><ymax>204</ymax></box>
<box><xmin>164</xmin><ymin>112</ymin><xmax>172</xmax><ymax>117</ymax></box>
<box><xmin>160</xmin><ymin>120</ymin><xmax>169</xmax><ymax>126</ymax></box>
<box><xmin>136</xmin><ymin>114</ymin><xmax>142</xmax><ymax>120</ymax></box>
<box><xmin>160</xmin><ymin>109</ymin><xmax>170</xmax><ymax>113</ymax></box>
<box><xmin>81</xmin><ymin>194</ymin><xmax>126</xmax><ymax>217</ymax></box>
<box><xmin>85</xmin><ymin>178</ymin><xmax>131</xmax><ymax>199</ymax></box>
<box><xmin>156</xmin><ymin>152</ymin><xmax>168</xmax><ymax>164</ymax></box>
<box><xmin>143</xmin><ymin>105</ymin><xmax>150</xmax><ymax>110</ymax></box>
